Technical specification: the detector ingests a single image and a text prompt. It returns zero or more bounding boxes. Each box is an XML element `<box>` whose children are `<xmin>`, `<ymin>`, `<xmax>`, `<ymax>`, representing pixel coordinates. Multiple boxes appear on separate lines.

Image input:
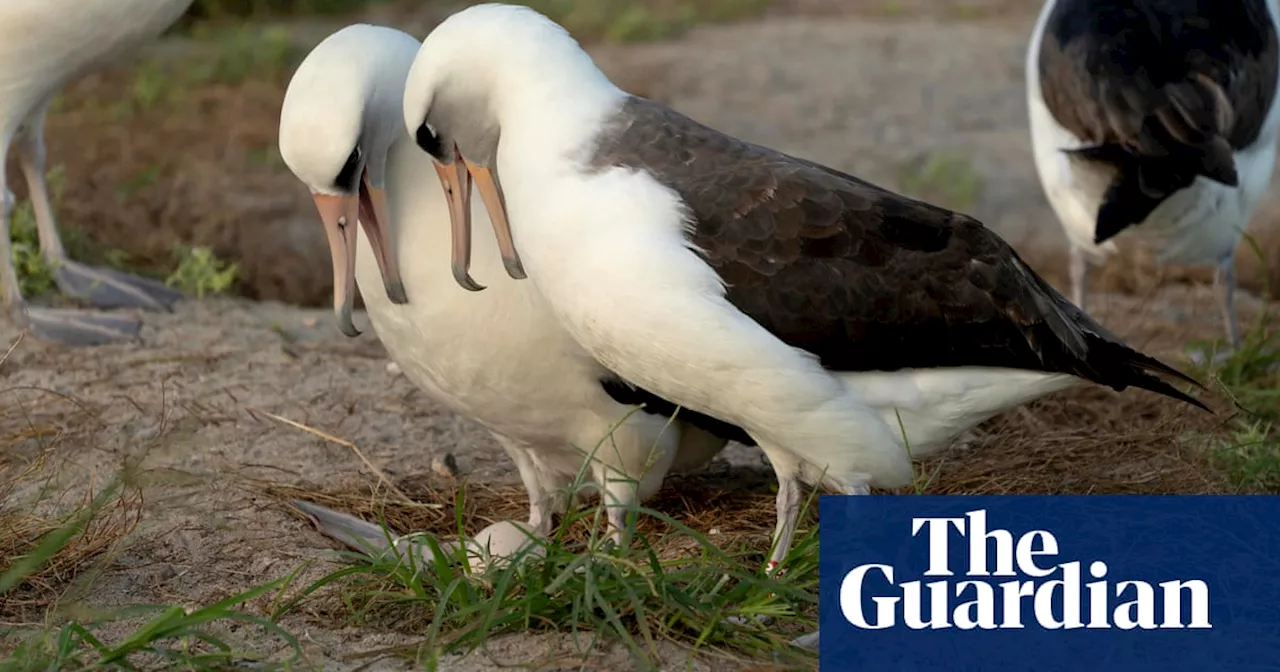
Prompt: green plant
<box><xmin>165</xmin><ymin>245</ymin><xmax>239</xmax><ymax>298</ymax></box>
<box><xmin>7</xmin><ymin>166</ymin><xmax>71</xmax><ymax>299</ymax></box>
<box><xmin>898</xmin><ymin>152</ymin><xmax>984</xmax><ymax>213</ymax></box>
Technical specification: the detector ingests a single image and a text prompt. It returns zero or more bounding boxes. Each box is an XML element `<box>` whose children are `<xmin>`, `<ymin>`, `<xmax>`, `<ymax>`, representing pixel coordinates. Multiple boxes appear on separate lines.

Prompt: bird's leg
<box><xmin>1</xmin><ymin>188</ymin><xmax>27</xmax><ymax>321</ymax></box>
<box><xmin>1069</xmin><ymin>244</ymin><xmax>1090</xmax><ymax>309</ymax></box>
<box><xmin>602</xmin><ymin>473</ymin><xmax>639</xmax><ymax>549</ymax></box>
<box><xmin>1214</xmin><ymin>255</ymin><xmax>1242</xmax><ymax>353</ymax></box>
<box><xmin>727</xmin><ymin>466</ymin><xmax>805</xmax><ymax>628</ymax></box>
<box><xmin>16</xmin><ymin>109</ymin><xmax>182</xmax><ymax>313</ymax></box>
<box><xmin>766</xmin><ymin>475</ymin><xmax>803</xmax><ymax>577</ymax></box>
<box><xmin>494</xmin><ymin>435</ymin><xmax>556</xmax><ymax>536</ymax></box>
<box><xmin>0</xmin><ymin>177</ymin><xmax>138</xmax><ymax>346</ymax></box>
<box><xmin>783</xmin><ymin>482</ymin><xmax>868</xmax><ymax>652</ymax></box>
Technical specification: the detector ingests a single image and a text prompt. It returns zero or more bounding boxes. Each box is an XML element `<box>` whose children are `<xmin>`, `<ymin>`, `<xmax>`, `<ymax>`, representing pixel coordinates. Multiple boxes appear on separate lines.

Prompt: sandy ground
<box><xmin>2</xmin><ymin>2</ymin><xmax>1276</xmax><ymax>669</ymax></box>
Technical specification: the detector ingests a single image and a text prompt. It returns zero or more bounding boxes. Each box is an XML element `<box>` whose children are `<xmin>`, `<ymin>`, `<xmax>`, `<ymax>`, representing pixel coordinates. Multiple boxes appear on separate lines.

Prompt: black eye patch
<box><xmin>334</xmin><ymin>146</ymin><xmax>362</xmax><ymax>192</ymax></box>
<box><xmin>416</xmin><ymin>123</ymin><xmax>443</xmax><ymax>158</ymax></box>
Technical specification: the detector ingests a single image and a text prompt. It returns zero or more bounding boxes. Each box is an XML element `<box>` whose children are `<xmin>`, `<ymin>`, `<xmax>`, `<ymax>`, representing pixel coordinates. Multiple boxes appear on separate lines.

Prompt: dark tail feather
<box><xmin>1084</xmin><ymin>335</ymin><xmax>1211</xmax><ymax>412</ymax></box>
<box><xmin>1019</xmin><ymin>260</ymin><xmax>1211</xmax><ymax>413</ymax></box>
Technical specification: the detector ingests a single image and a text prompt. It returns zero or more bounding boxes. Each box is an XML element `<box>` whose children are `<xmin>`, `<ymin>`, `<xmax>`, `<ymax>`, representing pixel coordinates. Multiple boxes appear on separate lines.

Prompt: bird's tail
<box><xmin>1018</xmin><ymin>260</ymin><xmax>1211</xmax><ymax>412</ymax></box>
<box><xmin>1076</xmin><ymin>334</ymin><xmax>1210</xmax><ymax>412</ymax></box>
<box><xmin>1067</xmin><ymin>74</ymin><xmax>1238</xmax><ymax>245</ymax></box>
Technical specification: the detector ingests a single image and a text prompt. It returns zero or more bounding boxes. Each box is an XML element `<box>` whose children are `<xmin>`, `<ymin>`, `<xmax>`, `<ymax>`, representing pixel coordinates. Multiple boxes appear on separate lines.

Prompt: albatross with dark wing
<box><xmin>0</xmin><ymin>0</ymin><xmax>190</xmax><ymax>346</ymax></box>
<box><xmin>399</xmin><ymin>6</ymin><xmax>1211</xmax><ymax>647</ymax></box>
<box><xmin>1027</xmin><ymin>0</ymin><xmax>1280</xmax><ymax>350</ymax></box>
<box><xmin>278</xmin><ymin>24</ymin><xmax>731</xmax><ymax>543</ymax></box>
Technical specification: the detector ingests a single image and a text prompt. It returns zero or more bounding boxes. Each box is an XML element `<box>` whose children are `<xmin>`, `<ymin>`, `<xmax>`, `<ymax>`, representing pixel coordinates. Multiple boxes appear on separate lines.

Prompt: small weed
<box><xmin>182</xmin><ymin>0</ymin><xmax>380</xmax><ymax>26</ymax></box>
<box><xmin>519</xmin><ymin>0</ymin><xmax>773</xmax><ymax>43</ymax></box>
<box><xmin>186</xmin><ymin>25</ymin><xmax>297</xmax><ymax>85</ymax></box>
<box><xmin>166</xmin><ymin>245</ymin><xmax>239</xmax><ymax>298</ymax></box>
<box><xmin>7</xmin><ymin>166</ymin><xmax>70</xmax><ymax>299</ymax></box>
<box><xmin>898</xmin><ymin>152</ymin><xmax>984</xmax><ymax>213</ymax></box>
<box><xmin>130</xmin><ymin>61</ymin><xmax>170</xmax><ymax>110</ymax></box>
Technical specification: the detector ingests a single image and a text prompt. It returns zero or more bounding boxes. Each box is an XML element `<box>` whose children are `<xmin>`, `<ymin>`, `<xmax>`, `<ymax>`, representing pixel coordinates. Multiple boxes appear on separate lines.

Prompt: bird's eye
<box><xmin>335</xmin><ymin>146</ymin><xmax>362</xmax><ymax>192</ymax></box>
<box><xmin>415</xmin><ymin>123</ymin><xmax>442</xmax><ymax>158</ymax></box>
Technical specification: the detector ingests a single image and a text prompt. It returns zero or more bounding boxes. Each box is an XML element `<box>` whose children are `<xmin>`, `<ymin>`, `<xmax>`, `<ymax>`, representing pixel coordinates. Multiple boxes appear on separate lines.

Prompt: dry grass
<box><xmin>257</xmin><ymin>385</ymin><xmax>1233</xmax><ymax>560</ymax></box>
<box><xmin>0</xmin><ymin>446</ymin><xmax>144</xmax><ymax>625</ymax></box>
<box><xmin>260</xmin><ymin>462</ymin><xmax>790</xmax><ymax>560</ymax></box>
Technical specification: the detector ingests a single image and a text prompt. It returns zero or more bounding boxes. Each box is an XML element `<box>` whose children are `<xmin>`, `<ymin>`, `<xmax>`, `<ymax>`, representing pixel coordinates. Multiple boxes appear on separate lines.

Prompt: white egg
<box><xmin>465</xmin><ymin>519</ymin><xmax>546</xmax><ymax>573</ymax></box>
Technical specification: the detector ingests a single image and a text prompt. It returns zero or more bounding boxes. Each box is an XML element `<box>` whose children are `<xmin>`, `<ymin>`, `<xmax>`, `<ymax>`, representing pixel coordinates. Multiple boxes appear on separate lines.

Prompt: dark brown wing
<box><xmin>588</xmin><ymin>97</ymin><xmax>1206</xmax><ymax>409</ymax></box>
<box><xmin>1037</xmin><ymin>0</ymin><xmax>1279</xmax><ymax>241</ymax></box>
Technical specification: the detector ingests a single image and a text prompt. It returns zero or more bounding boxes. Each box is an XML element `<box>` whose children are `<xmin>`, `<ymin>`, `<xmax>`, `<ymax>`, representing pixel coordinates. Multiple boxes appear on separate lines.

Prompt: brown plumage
<box><xmin>588</xmin><ymin>96</ymin><xmax>1208</xmax><ymax>411</ymax></box>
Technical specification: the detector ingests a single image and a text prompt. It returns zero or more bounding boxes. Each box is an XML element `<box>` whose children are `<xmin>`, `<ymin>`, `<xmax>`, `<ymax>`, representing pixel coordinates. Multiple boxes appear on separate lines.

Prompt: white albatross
<box><xmin>1027</xmin><ymin>0</ymin><xmax>1280</xmax><ymax>351</ymax></box>
<box><xmin>399</xmin><ymin>4</ymin><xmax>1211</xmax><ymax>647</ymax></box>
<box><xmin>278</xmin><ymin>24</ymin><xmax>733</xmax><ymax>543</ymax></box>
<box><xmin>0</xmin><ymin>0</ymin><xmax>190</xmax><ymax>346</ymax></box>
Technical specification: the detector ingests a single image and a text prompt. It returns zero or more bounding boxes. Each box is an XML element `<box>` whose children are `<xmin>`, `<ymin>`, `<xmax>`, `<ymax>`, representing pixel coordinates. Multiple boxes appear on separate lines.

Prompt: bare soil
<box><xmin>2</xmin><ymin>2</ymin><xmax>1276</xmax><ymax>669</ymax></box>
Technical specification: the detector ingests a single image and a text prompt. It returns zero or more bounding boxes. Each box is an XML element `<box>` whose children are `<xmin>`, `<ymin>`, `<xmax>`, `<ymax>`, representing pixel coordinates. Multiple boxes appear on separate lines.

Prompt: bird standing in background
<box><xmin>1027</xmin><ymin>0</ymin><xmax>1280</xmax><ymax>351</ymax></box>
<box><xmin>0</xmin><ymin>0</ymin><xmax>193</xmax><ymax>346</ymax></box>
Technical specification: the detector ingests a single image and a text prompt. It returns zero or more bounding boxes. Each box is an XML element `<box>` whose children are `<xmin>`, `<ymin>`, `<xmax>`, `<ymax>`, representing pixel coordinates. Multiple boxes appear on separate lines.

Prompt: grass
<box><xmin>1</xmin><ymin>461</ymin><xmax>816</xmax><ymax>670</ymax></box>
<box><xmin>897</xmin><ymin>152</ymin><xmax>984</xmax><ymax>214</ymax></box>
<box><xmin>181</xmin><ymin>0</ymin><xmax>775</xmax><ymax>44</ymax></box>
<box><xmin>6</xmin><ymin>168</ymin><xmax>69</xmax><ymax>299</ymax></box>
<box><xmin>0</xmin><ymin>456</ymin><xmax>304</xmax><ymax>670</ymax></box>
<box><xmin>1186</xmin><ymin>245</ymin><xmax>1280</xmax><ymax>492</ymax></box>
<box><xmin>278</xmin><ymin>479</ymin><xmax>819</xmax><ymax>669</ymax></box>
<box><xmin>517</xmin><ymin>0</ymin><xmax>775</xmax><ymax>43</ymax></box>
<box><xmin>165</xmin><ymin>245</ymin><xmax>240</xmax><ymax>298</ymax></box>
<box><xmin>7</xmin><ymin>163</ymin><xmax>240</xmax><ymax>304</ymax></box>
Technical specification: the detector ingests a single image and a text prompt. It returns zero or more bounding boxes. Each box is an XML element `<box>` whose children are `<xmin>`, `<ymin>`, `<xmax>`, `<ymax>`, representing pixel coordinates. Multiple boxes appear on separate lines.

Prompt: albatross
<box><xmin>399</xmin><ymin>4</ymin><xmax>1211</xmax><ymax>643</ymax></box>
<box><xmin>1027</xmin><ymin>0</ymin><xmax>1280</xmax><ymax>351</ymax></box>
<box><xmin>0</xmin><ymin>0</ymin><xmax>190</xmax><ymax>346</ymax></box>
<box><xmin>278</xmin><ymin>24</ymin><xmax>732</xmax><ymax>542</ymax></box>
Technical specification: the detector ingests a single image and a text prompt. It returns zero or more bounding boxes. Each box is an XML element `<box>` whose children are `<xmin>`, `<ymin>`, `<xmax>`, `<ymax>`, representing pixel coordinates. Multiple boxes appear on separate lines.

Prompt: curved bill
<box><xmin>432</xmin><ymin>148</ymin><xmax>485</xmax><ymax>292</ymax></box>
<box><xmin>357</xmin><ymin>177</ymin><xmax>407</xmax><ymax>305</ymax></box>
<box><xmin>461</xmin><ymin>158</ymin><xmax>526</xmax><ymax>281</ymax></box>
<box><xmin>312</xmin><ymin>172</ymin><xmax>407</xmax><ymax>338</ymax></box>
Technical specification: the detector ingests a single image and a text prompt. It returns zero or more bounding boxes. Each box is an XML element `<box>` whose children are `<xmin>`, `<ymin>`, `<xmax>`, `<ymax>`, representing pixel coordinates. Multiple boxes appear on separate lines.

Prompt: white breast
<box><xmin>354</xmin><ymin>139</ymin><xmax>617</xmax><ymax>450</ymax></box>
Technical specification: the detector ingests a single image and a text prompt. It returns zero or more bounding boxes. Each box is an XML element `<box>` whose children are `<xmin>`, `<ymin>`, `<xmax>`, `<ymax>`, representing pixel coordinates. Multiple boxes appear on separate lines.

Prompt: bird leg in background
<box><xmin>1069</xmin><ymin>244</ymin><xmax>1091</xmax><ymax>309</ymax></box>
<box><xmin>1214</xmin><ymin>255</ymin><xmax>1242</xmax><ymax>351</ymax></box>
<box><xmin>16</xmin><ymin>109</ymin><xmax>182</xmax><ymax>314</ymax></box>
<box><xmin>0</xmin><ymin>183</ymin><xmax>140</xmax><ymax>346</ymax></box>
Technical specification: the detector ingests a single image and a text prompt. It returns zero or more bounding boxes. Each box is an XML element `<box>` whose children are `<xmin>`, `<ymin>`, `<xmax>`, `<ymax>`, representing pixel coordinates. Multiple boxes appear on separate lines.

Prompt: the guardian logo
<box><xmin>840</xmin><ymin>509</ymin><xmax>1212</xmax><ymax>631</ymax></box>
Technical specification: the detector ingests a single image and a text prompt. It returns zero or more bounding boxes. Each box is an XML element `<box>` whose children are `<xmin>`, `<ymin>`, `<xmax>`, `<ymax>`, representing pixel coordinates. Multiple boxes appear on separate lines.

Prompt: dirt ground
<box><xmin>3</xmin><ymin>1</ymin><xmax>1277</xmax><ymax>670</ymax></box>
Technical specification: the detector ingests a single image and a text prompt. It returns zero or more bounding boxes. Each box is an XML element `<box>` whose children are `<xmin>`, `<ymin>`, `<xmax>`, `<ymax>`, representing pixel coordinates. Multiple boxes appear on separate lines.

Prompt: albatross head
<box><xmin>403</xmin><ymin>3</ymin><xmax>613</xmax><ymax>290</ymax></box>
<box><xmin>279</xmin><ymin>24</ymin><xmax>418</xmax><ymax>337</ymax></box>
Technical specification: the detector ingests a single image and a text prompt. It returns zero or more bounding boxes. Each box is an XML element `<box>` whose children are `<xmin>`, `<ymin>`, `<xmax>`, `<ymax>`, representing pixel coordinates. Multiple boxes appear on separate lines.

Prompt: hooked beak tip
<box><xmin>502</xmin><ymin>257</ymin><xmax>527</xmax><ymax>280</ymax></box>
<box><xmin>452</xmin><ymin>266</ymin><xmax>486</xmax><ymax>292</ymax></box>
<box><xmin>336</xmin><ymin>308</ymin><xmax>362</xmax><ymax>338</ymax></box>
<box><xmin>385</xmin><ymin>279</ymin><xmax>409</xmax><ymax>305</ymax></box>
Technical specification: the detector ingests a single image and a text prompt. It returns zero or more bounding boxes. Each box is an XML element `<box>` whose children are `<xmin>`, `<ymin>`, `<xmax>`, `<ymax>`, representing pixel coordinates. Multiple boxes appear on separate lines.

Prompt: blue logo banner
<box><xmin>818</xmin><ymin>495</ymin><xmax>1280</xmax><ymax>671</ymax></box>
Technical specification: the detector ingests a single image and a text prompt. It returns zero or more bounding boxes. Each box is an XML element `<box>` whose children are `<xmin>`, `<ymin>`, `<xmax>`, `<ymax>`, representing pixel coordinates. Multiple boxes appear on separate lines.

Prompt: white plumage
<box><xmin>278</xmin><ymin>24</ymin><xmax>727</xmax><ymax>542</ymax></box>
<box><xmin>399</xmin><ymin>5</ymin><xmax>1208</xmax><ymax>648</ymax></box>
